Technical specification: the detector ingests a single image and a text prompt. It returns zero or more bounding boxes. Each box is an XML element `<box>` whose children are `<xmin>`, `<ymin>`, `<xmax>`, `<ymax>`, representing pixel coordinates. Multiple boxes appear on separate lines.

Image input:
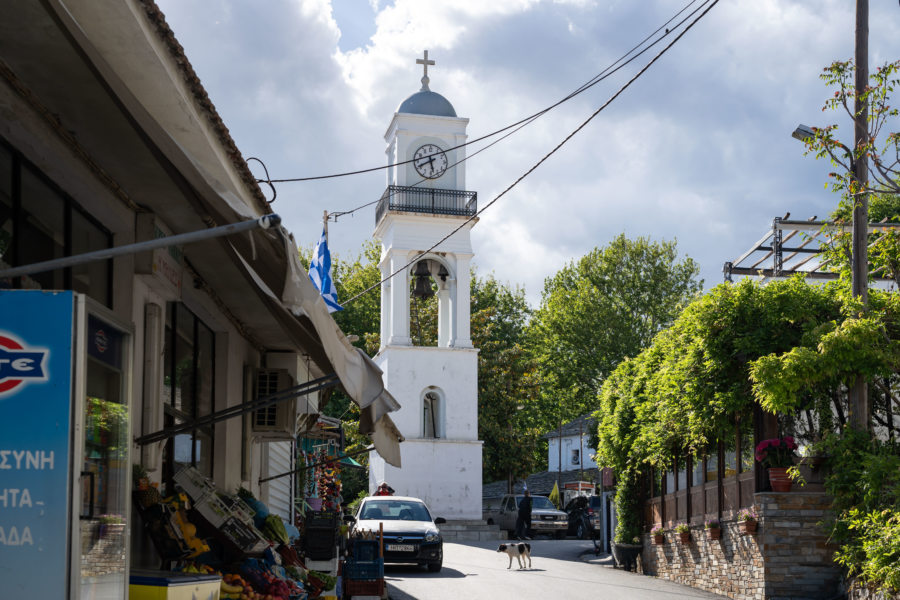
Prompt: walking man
<box><xmin>515</xmin><ymin>489</ymin><xmax>532</xmax><ymax>540</ymax></box>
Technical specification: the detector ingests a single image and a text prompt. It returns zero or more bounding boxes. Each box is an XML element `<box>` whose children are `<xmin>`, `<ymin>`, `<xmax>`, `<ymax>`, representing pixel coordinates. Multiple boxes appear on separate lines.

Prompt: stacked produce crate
<box><xmin>344</xmin><ymin>539</ymin><xmax>385</xmax><ymax>599</ymax></box>
<box><xmin>173</xmin><ymin>466</ymin><xmax>269</xmax><ymax>555</ymax></box>
<box><xmin>302</xmin><ymin>510</ymin><xmax>340</xmax><ymax>561</ymax></box>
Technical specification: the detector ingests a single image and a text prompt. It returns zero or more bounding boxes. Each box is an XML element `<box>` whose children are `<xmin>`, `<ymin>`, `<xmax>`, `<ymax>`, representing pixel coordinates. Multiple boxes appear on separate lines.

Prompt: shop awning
<box><xmin>36</xmin><ymin>0</ymin><xmax>405</xmax><ymax>466</ymax></box>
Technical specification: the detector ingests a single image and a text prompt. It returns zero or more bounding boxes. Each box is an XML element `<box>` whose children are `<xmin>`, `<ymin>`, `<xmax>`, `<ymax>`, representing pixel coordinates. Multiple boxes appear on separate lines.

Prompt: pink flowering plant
<box><xmin>738</xmin><ymin>508</ymin><xmax>758</xmax><ymax>523</ymax></box>
<box><xmin>755</xmin><ymin>436</ymin><xmax>798</xmax><ymax>469</ymax></box>
<box><xmin>650</xmin><ymin>525</ymin><xmax>665</xmax><ymax>535</ymax></box>
<box><xmin>704</xmin><ymin>518</ymin><xmax>720</xmax><ymax>530</ymax></box>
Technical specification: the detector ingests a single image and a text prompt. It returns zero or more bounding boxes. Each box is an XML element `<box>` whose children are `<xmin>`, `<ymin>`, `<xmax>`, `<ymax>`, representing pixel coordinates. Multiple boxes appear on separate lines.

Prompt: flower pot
<box><xmin>611</xmin><ymin>542</ymin><xmax>642</xmax><ymax>571</ymax></box>
<box><xmin>652</xmin><ymin>534</ymin><xmax>665</xmax><ymax>545</ymax></box>
<box><xmin>707</xmin><ymin>527</ymin><xmax>721</xmax><ymax>540</ymax></box>
<box><xmin>739</xmin><ymin>520</ymin><xmax>758</xmax><ymax>535</ymax></box>
<box><xmin>677</xmin><ymin>531</ymin><xmax>690</xmax><ymax>543</ymax></box>
<box><xmin>768</xmin><ymin>467</ymin><xmax>793</xmax><ymax>492</ymax></box>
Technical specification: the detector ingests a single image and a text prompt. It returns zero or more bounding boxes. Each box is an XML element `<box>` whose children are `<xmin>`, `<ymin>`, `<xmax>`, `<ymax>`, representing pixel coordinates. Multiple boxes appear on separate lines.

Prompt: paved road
<box><xmin>384</xmin><ymin>539</ymin><xmax>723</xmax><ymax>600</ymax></box>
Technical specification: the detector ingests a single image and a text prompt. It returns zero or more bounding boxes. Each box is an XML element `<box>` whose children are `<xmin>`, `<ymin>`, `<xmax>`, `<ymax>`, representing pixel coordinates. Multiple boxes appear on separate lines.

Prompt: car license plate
<box><xmin>386</xmin><ymin>544</ymin><xmax>416</xmax><ymax>552</ymax></box>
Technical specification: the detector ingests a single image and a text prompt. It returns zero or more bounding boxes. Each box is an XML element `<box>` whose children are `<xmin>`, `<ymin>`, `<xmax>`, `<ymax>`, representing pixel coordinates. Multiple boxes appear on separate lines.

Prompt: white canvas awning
<box><xmin>33</xmin><ymin>0</ymin><xmax>404</xmax><ymax>465</ymax></box>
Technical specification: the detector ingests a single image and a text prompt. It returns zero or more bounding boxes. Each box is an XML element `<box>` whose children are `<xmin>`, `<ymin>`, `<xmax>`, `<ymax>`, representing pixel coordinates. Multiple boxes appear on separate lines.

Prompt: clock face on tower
<box><xmin>413</xmin><ymin>144</ymin><xmax>449</xmax><ymax>179</ymax></box>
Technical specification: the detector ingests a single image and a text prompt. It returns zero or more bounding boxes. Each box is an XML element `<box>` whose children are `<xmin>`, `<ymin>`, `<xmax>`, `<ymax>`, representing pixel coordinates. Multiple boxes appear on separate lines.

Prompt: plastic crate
<box><xmin>350</xmin><ymin>540</ymin><xmax>380</xmax><ymax>562</ymax></box>
<box><xmin>345</xmin><ymin>558</ymin><xmax>384</xmax><ymax>581</ymax></box>
<box><xmin>173</xmin><ymin>466</ymin><xmax>216</xmax><ymax>502</ymax></box>
<box><xmin>193</xmin><ymin>492</ymin><xmax>231</xmax><ymax>527</ymax></box>
<box><xmin>230</xmin><ymin>496</ymin><xmax>256</xmax><ymax>524</ymax></box>
<box><xmin>345</xmin><ymin>578</ymin><xmax>384</xmax><ymax>597</ymax></box>
<box><xmin>305</xmin><ymin>510</ymin><xmax>340</xmax><ymax>529</ymax></box>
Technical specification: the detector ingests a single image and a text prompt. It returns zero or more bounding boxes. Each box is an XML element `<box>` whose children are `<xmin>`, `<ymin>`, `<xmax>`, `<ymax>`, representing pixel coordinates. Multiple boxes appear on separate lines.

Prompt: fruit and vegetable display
<box><xmin>134</xmin><ymin>465</ymin><xmax>351</xmax><ymax>599</ymax></box>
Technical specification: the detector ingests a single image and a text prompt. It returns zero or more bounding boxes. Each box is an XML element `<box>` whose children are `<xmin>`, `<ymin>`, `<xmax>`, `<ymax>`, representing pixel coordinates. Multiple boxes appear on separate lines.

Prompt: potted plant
<box><xmin>674</xmin><ymin>522</ymin><xmax>690</xmax><ymax>543</ymax></box>
<box><xmin>651</xmin><ymin>525</ymin><xmax>665</xmax><ymax>545</ymax></box>
<box><xmin>705</xmin><ymin>518</ymin><xmax>721</xmax><ymax>540</ymax></box>
<box><xmin>755</xmin><ymin>436</ymin><xmax>798</xmax><ymax>492</ymax></box>
<box><xmin>611</xmin><ymin>534</ymin><xmax>643</xmax><ymax>571</ymax></box>
<box><xmin>738</xmin><ymin>508</ymin><xmax>758</xmax><ymax>534</ymax></box>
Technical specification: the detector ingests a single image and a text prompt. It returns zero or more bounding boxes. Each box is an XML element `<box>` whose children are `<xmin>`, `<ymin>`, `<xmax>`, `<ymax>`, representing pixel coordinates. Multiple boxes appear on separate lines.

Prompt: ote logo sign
<box><xmin>0</xmin><ymin>333</ymin><xmax>48</xmax><ymax>396</ymax></box>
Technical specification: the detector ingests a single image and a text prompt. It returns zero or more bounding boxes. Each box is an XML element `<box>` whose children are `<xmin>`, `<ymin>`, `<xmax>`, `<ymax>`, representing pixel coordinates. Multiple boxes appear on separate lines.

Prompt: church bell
<box><xmin>411</xmin><ymin>261</ymin><xmax>434</xmax><ymax>300</ymax></box>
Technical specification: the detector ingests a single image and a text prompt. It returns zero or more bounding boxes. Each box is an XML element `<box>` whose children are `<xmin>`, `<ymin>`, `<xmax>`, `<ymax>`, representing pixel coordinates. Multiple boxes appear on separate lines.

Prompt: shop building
<box><xmin>0</xmin><ymin>1</ymin><xmax>401</xmax><ymax>597</ymax></box>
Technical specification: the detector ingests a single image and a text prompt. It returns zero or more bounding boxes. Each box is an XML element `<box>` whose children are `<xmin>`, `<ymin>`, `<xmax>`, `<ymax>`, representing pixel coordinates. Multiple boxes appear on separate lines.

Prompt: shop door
<box><xmin>79</xmin><ymin>313</ymin><xmax>130</xmax><ymax>599</ymax></box>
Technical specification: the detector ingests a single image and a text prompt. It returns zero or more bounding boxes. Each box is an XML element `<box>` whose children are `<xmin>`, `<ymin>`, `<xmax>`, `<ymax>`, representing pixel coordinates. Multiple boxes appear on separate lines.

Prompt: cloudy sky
<box><xmin>155</xmin><ymin>0</ymin><xmax>899</xmax><ymax>306</ymax></box>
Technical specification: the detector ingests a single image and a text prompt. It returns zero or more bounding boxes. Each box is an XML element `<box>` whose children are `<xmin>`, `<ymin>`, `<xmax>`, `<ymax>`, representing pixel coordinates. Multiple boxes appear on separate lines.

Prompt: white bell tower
<box><xmin>368</xmin><ymin>51</ymin><xmax>482</xmax><ymax>520</ymax></box>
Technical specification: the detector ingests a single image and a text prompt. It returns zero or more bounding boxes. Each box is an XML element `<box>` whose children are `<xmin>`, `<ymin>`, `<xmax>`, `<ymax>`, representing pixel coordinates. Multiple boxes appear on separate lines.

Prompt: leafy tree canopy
<box><xmin>527</xmin><ymin>234</ymin><xmax>701</xmax><ymax>431</ymax></box>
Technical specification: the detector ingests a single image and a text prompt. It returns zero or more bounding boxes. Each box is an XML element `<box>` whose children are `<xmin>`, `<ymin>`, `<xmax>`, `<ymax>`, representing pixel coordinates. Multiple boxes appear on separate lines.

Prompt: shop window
<box><xmin>677</xmin><ymin>458</ymin><xmax>687</xmax><ymax>490</ymax></box>
<box><xmin>651</xmin><ymin>468</ymin><xmax>663</xmax><ymax>497</ymax></box>
<box><xmin>162</xmin><ymin>302</ymin><xmax>216</xmax><ymax>488</ymax></box>
<box><xmin>724</xmin><ymin>447</ymin><xmax>737</xmax><ymax>478</ymax></box>
<box><xmin>739</xmin><ymin>418</ymin><xmax>755</xmax><ymax>473</ymax></box>
<box><xmin>1</xmin><ymin>146</ymin><xmax>13</xmax><ymax>267</ymax></box>
<box><xmin>706</xmin><ymin>451</ymin><xmax>719</xmax><ymax>483</ymax></box>
<box><xmin>692</xmin><ymin>456</ymin><xmax>704</xmax><ymax>487</ymax></box>
<box><xmin>0</xmin><ymin>138</ymin><xmax>112</xmax><ymax>305</ymax></box>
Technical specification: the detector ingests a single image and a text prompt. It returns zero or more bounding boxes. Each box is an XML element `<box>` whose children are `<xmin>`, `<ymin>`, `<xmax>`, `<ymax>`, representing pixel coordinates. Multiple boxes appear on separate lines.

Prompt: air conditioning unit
<box><xmin>251</xmin><ymin>369</ymin><xmax>296</xmax><ymax>440</ymax></box>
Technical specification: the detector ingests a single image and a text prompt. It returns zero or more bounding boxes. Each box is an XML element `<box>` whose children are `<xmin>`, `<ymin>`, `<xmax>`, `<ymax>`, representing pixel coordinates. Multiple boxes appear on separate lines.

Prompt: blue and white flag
<box><xmin>308</xmin><ymin>227</ymin><xmax>342</xmax><ymax>313</ymax></box>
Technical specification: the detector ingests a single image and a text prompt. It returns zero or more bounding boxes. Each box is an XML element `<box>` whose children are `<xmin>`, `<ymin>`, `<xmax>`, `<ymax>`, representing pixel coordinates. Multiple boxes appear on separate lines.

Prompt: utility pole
<box><xmin>850</xmin><ymin>0</ymin><xmax>870</xmax><ymax>430</ymax></box>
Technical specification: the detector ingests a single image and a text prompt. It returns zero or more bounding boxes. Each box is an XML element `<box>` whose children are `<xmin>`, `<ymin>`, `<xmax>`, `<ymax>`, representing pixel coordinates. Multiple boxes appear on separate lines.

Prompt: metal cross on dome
<box><xmin>416</xmin><ymin>49</ymin><xmax>435</xmax><ymax>90</ymax></box>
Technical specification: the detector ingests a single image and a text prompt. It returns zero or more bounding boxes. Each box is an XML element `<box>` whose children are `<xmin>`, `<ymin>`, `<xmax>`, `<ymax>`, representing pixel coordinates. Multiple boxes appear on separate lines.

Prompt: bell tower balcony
<box><xmin>376</xmin><ymin>185</ymin><xmax>477</xmax><ymax>225</ymax></box>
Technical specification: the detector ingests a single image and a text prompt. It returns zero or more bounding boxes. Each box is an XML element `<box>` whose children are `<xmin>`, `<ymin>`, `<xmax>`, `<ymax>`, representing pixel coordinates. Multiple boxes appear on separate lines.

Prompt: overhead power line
<box><xmin>341</xmin><ymin>0</ymin><xmax>721</xmax><ymax>307</ymax></box>
<box><xmin>253</xmin><ymin>0</ymin><xmax>711</xmax><ymax>188</ymax></box>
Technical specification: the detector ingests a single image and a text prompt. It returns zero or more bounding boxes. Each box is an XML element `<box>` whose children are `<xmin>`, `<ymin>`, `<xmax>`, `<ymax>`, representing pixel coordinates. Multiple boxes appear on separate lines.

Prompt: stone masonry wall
<box><xmin>642</xmin><ymin>492</ymin><xmax>841</xmax><ymax>600</ymax></box>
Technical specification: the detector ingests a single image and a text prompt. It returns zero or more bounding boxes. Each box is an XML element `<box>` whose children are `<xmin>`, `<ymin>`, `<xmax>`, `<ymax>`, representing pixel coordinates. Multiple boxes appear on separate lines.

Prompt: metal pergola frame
<box><xmin>723</xmin><ymin>216</ymin><xmax>900</xmax><ymax>282</ymax></box>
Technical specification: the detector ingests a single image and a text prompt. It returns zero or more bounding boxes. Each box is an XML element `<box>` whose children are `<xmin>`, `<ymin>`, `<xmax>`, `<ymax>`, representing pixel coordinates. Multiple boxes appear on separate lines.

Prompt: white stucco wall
<box><xmin>369</xmin><ymin>439</ymin><xmax>482</xmax><ymax>520</ymax></box>
<box><xmin>375</xmin><ymin>346</ymin><xmax>478</xmax><ymax>441</ymax></box>
<box><xmin>547</xmin><ymin>433</ymin><xmax>598</xmax><ymax>472</ymax></box>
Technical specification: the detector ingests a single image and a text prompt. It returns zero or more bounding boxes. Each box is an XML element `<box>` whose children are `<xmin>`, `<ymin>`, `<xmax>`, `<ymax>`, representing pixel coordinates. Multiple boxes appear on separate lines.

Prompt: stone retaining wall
<box><xmin>848</xmin><ymin>583</ymin><xmax>900</xmax><ymax>600</ymax></box>
<box><xmin>641</xmin><ymin>492</ymin><xmax>841</xmax><ymax>600</ymax></box>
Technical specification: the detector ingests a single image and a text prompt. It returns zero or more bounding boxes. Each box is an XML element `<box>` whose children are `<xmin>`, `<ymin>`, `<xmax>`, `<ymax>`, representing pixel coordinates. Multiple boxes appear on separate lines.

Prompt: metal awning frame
<box><xmin>724</xmin><ymin>217</ymin><xmax>900</xmax><ymax>282</ymax></box>
<box><xmin>135</xmin><ymin>373</ymin><xmax>340</xmax><ymax>446</ymax></box>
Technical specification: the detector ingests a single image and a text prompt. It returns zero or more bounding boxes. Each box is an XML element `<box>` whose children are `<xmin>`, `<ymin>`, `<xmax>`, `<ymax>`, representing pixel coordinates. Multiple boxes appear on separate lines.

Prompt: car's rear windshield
<box><xmin>589</xmin><ymin>497</ymin><xmax>602</xmax><ymax>508</ymax></box>
<box><xmin>360</xmin><ymin>500</ymin><xmax>432</xmax><ymax>521</ymax></box>
<box><xmin>517</xmin><ymin>496</ymin><xmax>556</xmax><ymax>510</ymax></box>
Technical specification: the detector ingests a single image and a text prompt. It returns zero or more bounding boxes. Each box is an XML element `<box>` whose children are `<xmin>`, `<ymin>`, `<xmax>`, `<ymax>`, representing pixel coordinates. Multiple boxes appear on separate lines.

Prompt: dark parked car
<box><xmin>353</xmin><ymin>496</ymin><xmax>446</xmax><ymax>572</ymax></box>
<box><xmin>565</xmin><ymin>495</ymin><xmax>602</xmax><ymax>539</ymax></box>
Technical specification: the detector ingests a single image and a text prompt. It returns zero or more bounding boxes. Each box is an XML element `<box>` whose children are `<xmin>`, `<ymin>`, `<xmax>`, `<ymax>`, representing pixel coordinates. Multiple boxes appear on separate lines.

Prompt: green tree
<box><xmin>471</xmin><ymin>272</ymin><xmax>541</xmax><ymax>485</ymax></box>
<box><xmin>527</xmin><ymin>234</ymin><xmax>701</xmax><ymax>431</ymax></box>
<box><xmin>796</xmin><ymin>60</ymin><xmax>900</xmax><ymax>284</ymax></box>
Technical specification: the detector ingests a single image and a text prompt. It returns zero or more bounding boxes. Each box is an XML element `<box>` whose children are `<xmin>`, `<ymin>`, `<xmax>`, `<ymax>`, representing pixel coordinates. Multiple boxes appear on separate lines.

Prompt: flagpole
<box><xmin>323</xmin><ymin>210</ymin><xmax>329</xmax><ymax>244</ymax></box>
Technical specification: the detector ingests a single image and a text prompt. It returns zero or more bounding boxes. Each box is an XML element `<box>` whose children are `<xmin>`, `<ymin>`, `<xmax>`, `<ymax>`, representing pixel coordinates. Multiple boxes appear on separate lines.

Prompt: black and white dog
<box><xmin>497</xmin><ymin>542</ymin><xmax>532</xmax><ymax>570</ymax></box>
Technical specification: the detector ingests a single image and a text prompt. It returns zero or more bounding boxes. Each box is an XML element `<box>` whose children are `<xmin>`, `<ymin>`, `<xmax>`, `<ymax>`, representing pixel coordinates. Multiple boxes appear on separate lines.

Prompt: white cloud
<box><xmin>156</xmin><ymin>0</ymin><xmax>900</xmax><ymax>307</ymax></box>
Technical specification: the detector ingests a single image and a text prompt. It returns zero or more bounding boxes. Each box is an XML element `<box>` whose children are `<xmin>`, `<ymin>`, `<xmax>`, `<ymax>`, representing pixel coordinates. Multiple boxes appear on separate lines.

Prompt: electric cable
<box><xmin>340</xmin><ymin>0</ymin><xmax>721</xmax><ymax>307</ymax></box>
<box><xmin>319</xmin><ymin>0</ymin><xmax>711</xmax><ymax>222</ymax></box>
<box><xmin>259</xmin><ymin>0</ymin><xmax>710</xmax><ymax>187</ymax></box>
<box><xmin>246</xmin><ymin>157</ymin><xmax>276</xmax><ymax>203</ymax></box>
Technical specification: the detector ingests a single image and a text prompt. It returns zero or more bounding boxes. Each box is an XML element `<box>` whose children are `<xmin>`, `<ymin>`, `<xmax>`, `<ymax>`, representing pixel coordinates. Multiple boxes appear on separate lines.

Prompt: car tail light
<box><xmin>586</xmin><ymin>508</ymin><xmax>594</xmax><ymax>516</ymax></box>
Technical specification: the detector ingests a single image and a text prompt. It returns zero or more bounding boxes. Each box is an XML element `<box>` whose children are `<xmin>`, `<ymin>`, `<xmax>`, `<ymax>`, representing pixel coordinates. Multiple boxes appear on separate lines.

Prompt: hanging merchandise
<box><xmin>313</xmin><ymin>448</ymin><xmax>343</xmax><ymax>512</ymax></box>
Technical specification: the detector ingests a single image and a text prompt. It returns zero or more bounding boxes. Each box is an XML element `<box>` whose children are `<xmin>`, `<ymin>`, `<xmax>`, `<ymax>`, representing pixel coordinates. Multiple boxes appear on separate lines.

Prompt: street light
<box><xmin>791</xmin><ymin>124</ymin><xmax>816</xmax><ymax>143</ymax></box>
<box><xmin>792</xmin><ymin>122</ymin><xmax>869</xmax><ymax>427</ymax></box>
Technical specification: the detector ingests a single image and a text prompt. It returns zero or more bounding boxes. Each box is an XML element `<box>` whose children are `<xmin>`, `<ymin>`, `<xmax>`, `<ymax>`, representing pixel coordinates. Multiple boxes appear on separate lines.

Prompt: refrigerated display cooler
<box><xmin>0</xmin><ymin>290</ymin><xmax>133</xmax><ymax>599</ymax></box>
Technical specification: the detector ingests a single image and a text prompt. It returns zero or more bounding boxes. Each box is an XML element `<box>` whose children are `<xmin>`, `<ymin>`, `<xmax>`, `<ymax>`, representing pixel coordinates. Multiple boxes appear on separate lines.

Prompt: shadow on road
<box><xmin>385</xmin><ymin>564</ymin><xmax>468</xmax><ymax>579</ymax></box>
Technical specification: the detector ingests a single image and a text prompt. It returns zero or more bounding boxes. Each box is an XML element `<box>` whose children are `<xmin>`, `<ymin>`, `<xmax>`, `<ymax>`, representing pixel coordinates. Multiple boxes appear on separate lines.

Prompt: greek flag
<box><xmin>308</xmin><ymin>227</ymin><xmax>342</xmax><ymax>313</ymax></box>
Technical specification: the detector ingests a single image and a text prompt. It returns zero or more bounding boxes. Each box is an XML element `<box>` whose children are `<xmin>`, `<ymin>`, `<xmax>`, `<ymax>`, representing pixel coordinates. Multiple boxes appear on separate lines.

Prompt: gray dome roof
<box><xmin>397</xmin><ymin>89</ymin><xmax>457</xmax><ymax>117</ymax></box>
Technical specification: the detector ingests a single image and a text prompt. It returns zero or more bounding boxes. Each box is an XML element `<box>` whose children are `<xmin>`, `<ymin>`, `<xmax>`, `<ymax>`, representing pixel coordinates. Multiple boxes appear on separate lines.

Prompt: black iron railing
<box><xmin>375</xmin><ymin>185</ymin><xmax>477</xmax><ymax>224</ymax></box>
